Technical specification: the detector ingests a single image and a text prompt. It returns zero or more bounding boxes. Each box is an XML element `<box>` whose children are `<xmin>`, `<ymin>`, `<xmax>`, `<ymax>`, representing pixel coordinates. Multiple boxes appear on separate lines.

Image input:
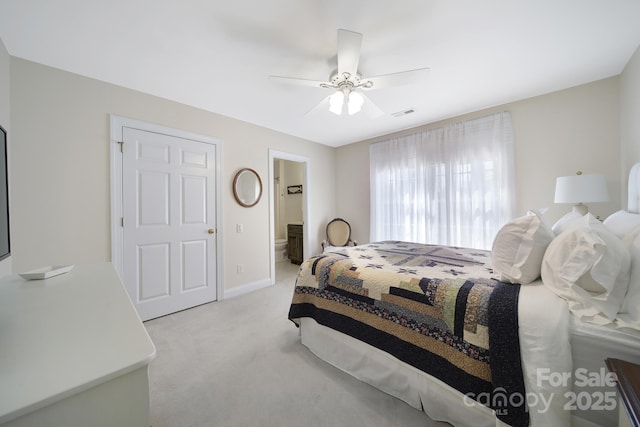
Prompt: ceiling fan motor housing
<box><xmin>326</xmin><ymin>72</ymin><xmax>373</xmax><ymax>90</ymax></box>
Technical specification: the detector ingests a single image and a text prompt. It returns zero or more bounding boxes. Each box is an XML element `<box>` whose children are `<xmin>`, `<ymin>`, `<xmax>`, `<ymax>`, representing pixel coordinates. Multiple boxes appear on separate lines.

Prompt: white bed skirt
<box><xmin>299</xmin><ymin>317</ymin><xmax>506</xmax><ymax>427</ymax></box>
<box><xmin>299</xmin><ymin>283</ymin><xmax>575</xmax><ymax>426</ymax></box>
<box><xmin>297</xmin><ymin>281</ymin><xmax>638</xmax><ymax>427</ymax></box>
<box><xmin>300</xmin><ymin>318</ymin><xmax>640</xmax><ymax>427</ymax></box>
<box><xmin>299</xmin><ymin>318</ymin><xmax>615</xmax><ymax>427</ymax></box>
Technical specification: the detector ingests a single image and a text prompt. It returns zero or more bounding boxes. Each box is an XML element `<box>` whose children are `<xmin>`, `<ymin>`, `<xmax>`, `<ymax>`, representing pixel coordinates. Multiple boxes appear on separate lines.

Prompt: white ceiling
<box><xmin>1</xmin><ymin>1</ymin><xmax>640</xmax><ymax>147</ymax></box>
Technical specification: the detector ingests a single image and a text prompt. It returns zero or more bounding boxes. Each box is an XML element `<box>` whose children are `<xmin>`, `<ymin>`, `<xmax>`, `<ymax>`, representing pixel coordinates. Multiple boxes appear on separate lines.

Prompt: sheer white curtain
<box><xmin>370</xmin><ymin>111</ymin><xmax>515</xmax><ymax>249</ymax></box>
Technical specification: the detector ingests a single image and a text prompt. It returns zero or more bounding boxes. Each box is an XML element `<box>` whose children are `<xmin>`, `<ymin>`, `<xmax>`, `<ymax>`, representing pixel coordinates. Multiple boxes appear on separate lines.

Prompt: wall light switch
<box><xmin>237</xmin><ymin>264</ymin><xmax>244</xmax><ymax>273</ymax></box>
<box><xmin>236</xmin><ymin>224</ymin><xmax>243</xmax><ymax>233</ymax></box>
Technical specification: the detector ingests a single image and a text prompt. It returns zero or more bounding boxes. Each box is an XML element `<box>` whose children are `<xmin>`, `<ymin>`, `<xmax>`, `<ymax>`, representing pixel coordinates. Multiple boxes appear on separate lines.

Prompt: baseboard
<box><xmin>223</xmin><ymin>278</ymin><xmax>272</xmax><ymax>300</ymax></box>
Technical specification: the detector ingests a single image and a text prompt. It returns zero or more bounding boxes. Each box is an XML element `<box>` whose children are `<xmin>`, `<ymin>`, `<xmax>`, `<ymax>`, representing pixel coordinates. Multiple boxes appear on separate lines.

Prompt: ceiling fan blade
<box><xmin>363</xmin><ymin>67</ymin><xmax>430</xmax><ymax>90</ymax></box>
<box><xmin>337</xmin><ymin>29</ymin><xmax>362</xmax><ymax>77</ymax></box>
<box><xmin>269</xmin><ymin>75</ymin><xmax>328</xmax><ymax>88</ymax></box>
<box><xmin>360</xmin><ymin>92</ymin><xmax>385</xmax><ymax>118</ymax></box>
<box><xmin>304</xmin><ymin>94</ymin><xmax>332</xmax><ymax>116</ymax></box>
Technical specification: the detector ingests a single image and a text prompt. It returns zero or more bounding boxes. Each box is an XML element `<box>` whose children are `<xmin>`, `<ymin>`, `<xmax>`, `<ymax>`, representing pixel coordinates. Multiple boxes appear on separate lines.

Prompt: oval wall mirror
<box><xmin>233</xmin><ymin>168</ymin><xmax>263</xmax><ymax>207</ymax></box>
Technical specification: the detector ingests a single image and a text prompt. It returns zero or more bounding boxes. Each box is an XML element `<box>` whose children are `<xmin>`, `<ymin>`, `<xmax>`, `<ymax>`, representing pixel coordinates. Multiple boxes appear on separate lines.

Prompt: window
<box><xmin>370</xmin><ymin>111</ymin><xmax>515</xmax><ymax>249</ymax></box>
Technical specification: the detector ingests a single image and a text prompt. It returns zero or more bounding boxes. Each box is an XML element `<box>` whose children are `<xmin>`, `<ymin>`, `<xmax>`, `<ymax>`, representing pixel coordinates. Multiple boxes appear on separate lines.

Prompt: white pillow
<box><xmin>552</xmin><ymin>211</ymin><xmax>584</xmax><ymax>235</ymax></box>
<box><xmin>615</xmin><ymin>230</ymin><xmax>640</xmax><ymax>330</ymax></box>
<box><xmin>602</xmin><ymin>210</ymin><xmax>640</xmax><ymax>241</ymax></box>
<box><xmin>491</xmin><ymin>210</ymin><xmax>555</xmax><ymax>284</ymax></box>
<box><xmin>541</xmin><ymin>214</ymin><xmax>631</xmax><ymax>325</ymax></box>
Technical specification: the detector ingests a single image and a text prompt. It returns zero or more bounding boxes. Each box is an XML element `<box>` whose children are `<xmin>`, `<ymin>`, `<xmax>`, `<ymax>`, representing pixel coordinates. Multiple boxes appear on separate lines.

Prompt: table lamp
<box><xmin>554</xmin><ymin>171</ymin><xmax>609</xmax><ymax>215</ymax></box>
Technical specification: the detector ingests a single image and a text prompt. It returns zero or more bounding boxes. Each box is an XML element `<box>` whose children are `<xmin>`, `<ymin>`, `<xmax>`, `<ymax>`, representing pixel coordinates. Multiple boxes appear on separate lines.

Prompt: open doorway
<box><xmin>268</xmin><ymin>150</ymin><xmax>310</xmax><ymax>284</ymax></box>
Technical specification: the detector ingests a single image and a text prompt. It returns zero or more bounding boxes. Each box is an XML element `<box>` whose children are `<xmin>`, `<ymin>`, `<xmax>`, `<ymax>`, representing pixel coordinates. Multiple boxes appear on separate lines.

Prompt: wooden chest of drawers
<box><xmin>287</xmin><ymin>224</ymin><xmax>303</xmax><ymax>264</ymax></box>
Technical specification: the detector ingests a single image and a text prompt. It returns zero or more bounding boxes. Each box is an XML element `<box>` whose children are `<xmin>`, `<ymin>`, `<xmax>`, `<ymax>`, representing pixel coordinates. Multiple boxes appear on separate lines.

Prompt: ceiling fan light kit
<box><xmin>328</xmin><ymin>84</ymin><xmax>365</xmax><ymax>115</ymax></box>
<box><xmin>324</xmin><ymin>71</ymin><xmax>371</xmax><ymax>115</ymax></box>
<box><xmin>269</xmin><ymin>29</ymin><xmax>429</xmax><ymax>117</ymax></box>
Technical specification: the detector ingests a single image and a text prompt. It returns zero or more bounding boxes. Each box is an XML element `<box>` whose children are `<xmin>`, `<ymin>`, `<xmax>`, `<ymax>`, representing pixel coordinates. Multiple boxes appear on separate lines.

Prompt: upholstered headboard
<box><xmin>629</xmin><ymin>162</ymin><xmax>640</xmax><ymax>213</ymax></box>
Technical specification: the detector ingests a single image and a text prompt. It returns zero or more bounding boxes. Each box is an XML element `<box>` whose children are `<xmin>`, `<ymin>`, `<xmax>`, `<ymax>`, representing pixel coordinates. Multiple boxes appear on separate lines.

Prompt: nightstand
<box><xmin>606</xmin><ymin>358</ymin><xmax>640</xmax><ymax>427</ymax></box>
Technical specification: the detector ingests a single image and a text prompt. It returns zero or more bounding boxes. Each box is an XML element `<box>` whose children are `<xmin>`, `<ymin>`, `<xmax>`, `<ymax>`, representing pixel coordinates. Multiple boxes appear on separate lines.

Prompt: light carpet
<box><xmin>144</xmin><ymin>261</ymin><xmax>450</xmax><ymax>427</ymax></box>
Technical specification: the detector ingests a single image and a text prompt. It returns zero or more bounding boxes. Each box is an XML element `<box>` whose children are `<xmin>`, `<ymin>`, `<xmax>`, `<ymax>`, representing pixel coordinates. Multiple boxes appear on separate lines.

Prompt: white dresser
<box><xmin>0</xmin><ymin>263</ymin><xmax>156</xmax><ymax>426</ymax></box>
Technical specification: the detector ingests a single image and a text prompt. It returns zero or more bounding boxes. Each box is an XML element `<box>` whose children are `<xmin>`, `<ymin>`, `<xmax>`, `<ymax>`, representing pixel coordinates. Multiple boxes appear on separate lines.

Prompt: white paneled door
<box><xmin>122</xmin><ymin>126</ymin><xmax>217</xmax><ymax>321</ymax></box>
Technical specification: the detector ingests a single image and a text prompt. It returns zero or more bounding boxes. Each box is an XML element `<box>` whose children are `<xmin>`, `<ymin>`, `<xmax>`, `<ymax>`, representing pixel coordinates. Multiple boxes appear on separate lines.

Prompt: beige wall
<box><xmin>336</xmin><ymin>77</ymin><xmax>623</xmax><ymax>246</ymax></box>
<box><xmin>5</xmin><ymin>42</ymin><xmax>640</xmax><ymax>290</ymax></box>
<box><xmin>0</xmin><ymin>39</ymin><xmax>10</xmax><ymax>277</ymax></box>
<box><xmin>621</xmin><ymin>45</ymin><xmax>640</xmax><ymax>206</ymax></box>
<box><xmin>9</xmin><ymin>58</ymin><xmax>336</xmax><ymax>292</ymax></box>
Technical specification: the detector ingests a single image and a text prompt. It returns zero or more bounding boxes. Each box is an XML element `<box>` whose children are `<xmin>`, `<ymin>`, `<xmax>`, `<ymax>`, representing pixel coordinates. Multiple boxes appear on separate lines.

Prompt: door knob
<box><xmin>208</xmin><ymin>228</ymin><xmax>216</xmax><ymax>234</ymax></box>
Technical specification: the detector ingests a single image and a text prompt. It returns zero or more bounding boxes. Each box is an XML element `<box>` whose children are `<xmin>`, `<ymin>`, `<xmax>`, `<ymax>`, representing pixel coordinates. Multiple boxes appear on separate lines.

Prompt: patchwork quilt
<box><xmin>288</xmin><ymin>241</ymin><xmax>528</xmax><ymax>426</ymax></box>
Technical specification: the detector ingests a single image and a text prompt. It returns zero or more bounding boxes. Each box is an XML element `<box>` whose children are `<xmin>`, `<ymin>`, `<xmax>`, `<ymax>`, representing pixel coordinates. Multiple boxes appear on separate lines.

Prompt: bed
<box><xmin>288</xmin><ymin>165</ymin><xmax>640</xmax><ymax>427</ymax></box>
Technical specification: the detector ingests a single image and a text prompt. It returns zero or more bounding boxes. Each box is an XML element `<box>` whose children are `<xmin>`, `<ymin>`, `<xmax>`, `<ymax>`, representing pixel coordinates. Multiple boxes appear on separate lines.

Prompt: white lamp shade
<box><xmin>554</xmin><ymin>174</ymin><xmax>609</xmax><ymax>204</ymax></box>
<box><xmin>347</xmin><ymin>91</ymin><xmax>364</xmax><ymax>115</ymax></box>
<box><xmin>328</xmin><ymin>91</ymin><xmax>344</xmax><ymax>115</ymax></box>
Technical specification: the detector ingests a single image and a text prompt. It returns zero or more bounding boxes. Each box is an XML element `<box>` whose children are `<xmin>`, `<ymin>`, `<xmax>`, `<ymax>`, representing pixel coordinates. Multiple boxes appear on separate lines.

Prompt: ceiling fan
<box><xmin>270</xmin><ymin>29</ymin><xmax>430</xmax><ymax>117</ymax></box>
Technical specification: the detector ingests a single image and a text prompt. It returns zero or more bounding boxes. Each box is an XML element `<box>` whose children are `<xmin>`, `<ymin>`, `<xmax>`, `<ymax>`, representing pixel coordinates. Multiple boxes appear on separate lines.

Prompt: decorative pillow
<box><xmin>551</xmin><ymin>211</ymin><xmax>584</xmax><ymax>235</ymax></box>
<box><xmin>541</xmin><ymin>214</ymin><xmax>631</xmax><ymax>324</ymax></box>
<box><xmin>615</xmin><ymin>230</ymin><xmax>640</xmax><ymax>330</ymax></box>
<box><xmin>491</xmin><ymin>210</ymin><xmax>555</xmax><ymax>284</ymax></box>
<box><xmin>602</xmin><ymin>210</ymin><xmax>640</xmax><ymax>241</ymax></box>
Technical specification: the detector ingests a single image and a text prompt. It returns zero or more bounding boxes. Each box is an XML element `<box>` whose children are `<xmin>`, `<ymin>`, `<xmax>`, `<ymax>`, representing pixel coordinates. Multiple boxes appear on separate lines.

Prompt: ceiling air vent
<box><xmin>392</xmin><ymin>108</ymin><xmax>416</xmax><ymax>117</ymax></box>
